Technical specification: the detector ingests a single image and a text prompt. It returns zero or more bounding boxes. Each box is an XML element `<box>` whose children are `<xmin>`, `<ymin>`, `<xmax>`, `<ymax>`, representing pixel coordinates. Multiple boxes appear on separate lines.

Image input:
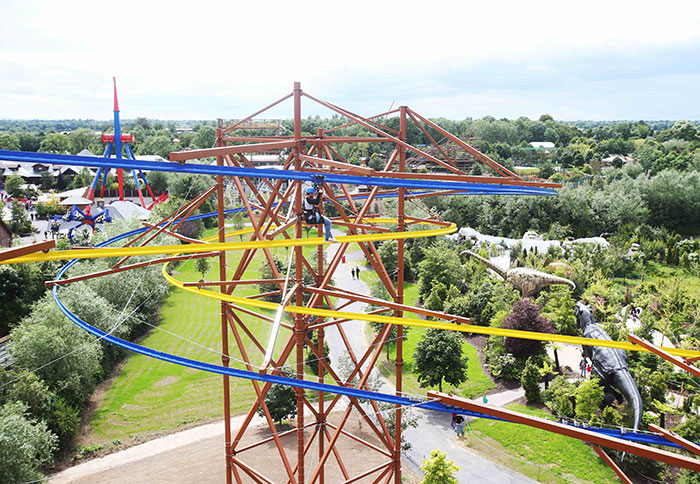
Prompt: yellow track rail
<box><xmin>164</xmin><ymin>269</ymin><xmax>700</xmax><ymax>359</ymax></box>
<box><xmin>1</xmin><ymin>218</ymin><xmax>454</xmax><ymax>265</ymax></box>
<box><xmin>9</xmin><ymin>216</ymin><xmax>699</xmax><ymax>359</ymax></box>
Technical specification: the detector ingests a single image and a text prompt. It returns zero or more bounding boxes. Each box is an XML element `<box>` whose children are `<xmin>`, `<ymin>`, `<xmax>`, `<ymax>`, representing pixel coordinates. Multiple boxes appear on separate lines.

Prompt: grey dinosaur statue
<box><xmin>460</xmin><ymin>250</ymin><xmax>575</xmax><ymax>297</ymax></box>
<box><xmin>575</xmin><ymin>301</ymin><xmax>642</xmax><ymax>432</ymax></box>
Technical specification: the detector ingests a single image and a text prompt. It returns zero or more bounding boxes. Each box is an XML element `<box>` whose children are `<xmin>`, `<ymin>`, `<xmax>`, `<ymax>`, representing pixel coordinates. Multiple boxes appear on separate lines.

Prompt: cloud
<box><xmin>1</xmin><ymin>0</ymin><xmax>700</xmax><ymax>120</ymax></box>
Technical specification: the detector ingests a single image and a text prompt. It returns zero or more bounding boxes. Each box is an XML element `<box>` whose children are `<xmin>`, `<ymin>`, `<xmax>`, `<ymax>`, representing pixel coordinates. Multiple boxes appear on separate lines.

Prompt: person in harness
<box><xmin>303</xmin><ymin>185</ymin><xmax>337</xmax><ymax>242</ymax></box>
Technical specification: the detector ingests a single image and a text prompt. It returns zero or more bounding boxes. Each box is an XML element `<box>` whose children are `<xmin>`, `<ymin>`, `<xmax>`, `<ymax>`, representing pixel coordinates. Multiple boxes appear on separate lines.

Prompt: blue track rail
<box><xmin>48</xmin><ymin>214</ymin><xmax>691</xmax><ymax>451</ymax></box>
<box><xmin>10</xmin><ymin>145</ymin><xmax>686</xmax><ymax>450</ymax></box>
<box><xmin>0</xmin><ymin>149</ymin><xmax>556</xmax><ymax>196</ymax></box>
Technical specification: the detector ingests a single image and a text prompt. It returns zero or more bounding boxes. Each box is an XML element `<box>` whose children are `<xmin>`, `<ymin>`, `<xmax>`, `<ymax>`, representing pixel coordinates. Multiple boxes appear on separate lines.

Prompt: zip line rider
<box><xmin>303</xmin><ymin>185</ymin><xmax>337</xmax><ymax>242</ymax></box>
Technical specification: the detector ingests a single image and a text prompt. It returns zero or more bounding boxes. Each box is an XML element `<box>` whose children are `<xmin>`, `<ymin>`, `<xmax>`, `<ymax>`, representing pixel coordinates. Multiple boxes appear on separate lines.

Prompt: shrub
<box><xmin>521</xmin><ymin>357</ymin><xmax>541</xmax><ymax>403</ymax></box>
<box><xmin>9</xmin><ymin>295</ymin><xmax>103</xmax><ymax>406</ymax></box>
<box><xmin>599</xmin><ymin>405</ymin><xmax>623</xmax><ymax>427</ymax></box>
<box><xmin>502</xmin><ymin>298</ymin><xmax>556</xmax><ymax>359</ymax></box>
<box><xmin>489</xmin><ymin>353</ymin><xmax>521</xmax><ymax>380</ymax></box>
<box><xmin>35</xmin><ymin>199</ymin><xmax>66</xmax><ymax>218</ymax></box>
<box><xmin>575</xmin><ymin>378</ymin><xmax>604</xmax><ymax>421</ymax></box>
<box><xmin>543</xmin><ymin>376</ymin><xmax>576</xmax><ymax>418</ymax></box>
<box><xmin>4</xmin><ymin>371</ymin><xmax>79</xmax><ymax>448</ymax></box>
<box><xmin>0</xmin><ymin>402</ymin><xmax>57</xmax><ymax>484</ymax></box>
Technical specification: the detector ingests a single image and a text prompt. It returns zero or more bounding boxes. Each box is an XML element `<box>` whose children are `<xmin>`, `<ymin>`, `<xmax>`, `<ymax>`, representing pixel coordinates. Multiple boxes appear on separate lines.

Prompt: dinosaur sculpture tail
<box><xmin>539</xmin><ymin>272</ymin><xmax>577</xmax><ymax>292</ymax></box>
<box><xmin>460</xmin><ymin>250</ymin><xmax>507</xmax><ymax>279</ymax></box>
<box><xmin>614</xmin><ymin>368</ymin><xmax>643</xmax><ymax>433</ymax></box>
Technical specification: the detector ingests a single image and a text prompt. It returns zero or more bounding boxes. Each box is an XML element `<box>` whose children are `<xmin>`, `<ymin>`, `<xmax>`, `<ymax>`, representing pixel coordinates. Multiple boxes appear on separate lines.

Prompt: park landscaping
<box><xmin>464</xmin><ymin>403</ymin><xmax>621</xmax><ymax>484</ymax></box>
<box><xmin>358</xmin><ymin>267</ymin><xmax>496</xmax><ymax>399</ymax></box>
<box><xmin>83</xmin><ymin>231</ymin><xmax>301</xmax><ymax>446</ymax></box>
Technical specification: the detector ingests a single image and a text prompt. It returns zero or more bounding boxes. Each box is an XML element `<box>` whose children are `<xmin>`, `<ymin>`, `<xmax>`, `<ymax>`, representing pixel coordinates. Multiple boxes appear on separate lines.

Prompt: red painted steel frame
<box><xmin>428</xmin><ymin>392</ymin><xmax>700</xmax><ymax>472</ymax></box>
<box><xmin>629</xmin><ymin>333</ymin><xmax>700</xmax><ymax>379</ymax></box>
<box><xmin>0</xmin><ymin>240</ymin><xmax>55</xmax><ymax>263</ymax></box>
<box><xmin>169</xmin><ymin>82</ymin><xmax>565</xmax><ymax>483</ymax></box>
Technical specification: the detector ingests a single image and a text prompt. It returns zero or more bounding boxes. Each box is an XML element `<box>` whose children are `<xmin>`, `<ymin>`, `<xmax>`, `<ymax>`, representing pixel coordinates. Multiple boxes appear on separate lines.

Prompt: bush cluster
<box><xmin>0</xmin><ymin>220</ymin><xmax>170</xmax><ymax>478</ymax></box>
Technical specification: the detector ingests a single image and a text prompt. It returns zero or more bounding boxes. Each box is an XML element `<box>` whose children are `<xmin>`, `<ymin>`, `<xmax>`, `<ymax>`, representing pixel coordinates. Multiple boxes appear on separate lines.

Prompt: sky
<box><xmin>1</xmin><ymin>0</ymin><xmax>699</xmax><ymax>122</ymax></box>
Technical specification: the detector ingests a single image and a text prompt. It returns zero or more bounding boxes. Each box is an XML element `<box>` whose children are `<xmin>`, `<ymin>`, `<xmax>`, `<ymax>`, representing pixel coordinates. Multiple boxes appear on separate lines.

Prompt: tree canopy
<box><xmin>413</xmin><ymin>328</ymin><xmax>468</xmax><ymax>392</ymax></box>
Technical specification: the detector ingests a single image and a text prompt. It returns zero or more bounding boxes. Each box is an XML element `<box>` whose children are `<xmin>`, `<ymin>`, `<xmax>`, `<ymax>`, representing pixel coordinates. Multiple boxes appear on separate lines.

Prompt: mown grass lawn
<box><xmin>87</xmin><ymin>229</ymin><xmax>312</xmax><ymax>444</ymax></box>
<box><xmin>464</xmin><ymin>403</ymin><xmax>620</xmax><ymax>484</ymax></box>
<box><xmin>358</xmin><ymin>267</ymin><xmax>495</xmax><ymax>398</ymax></box>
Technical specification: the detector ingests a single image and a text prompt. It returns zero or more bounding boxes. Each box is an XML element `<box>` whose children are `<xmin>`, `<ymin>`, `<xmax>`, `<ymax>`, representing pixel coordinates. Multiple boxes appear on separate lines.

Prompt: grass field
<box><xmin>464</xmin><ymin>403</ymin><xmax>620</xmax><ymax>484</ymax></box>
<box><xmin>358</xmin><ymin>267</ymin><xmax>495</xmax><ymax>398</ymax></box>
<box><xmin>86</xmin><ymin>229</ymin><xmax>309</xmax><ymax>444</ymax></box>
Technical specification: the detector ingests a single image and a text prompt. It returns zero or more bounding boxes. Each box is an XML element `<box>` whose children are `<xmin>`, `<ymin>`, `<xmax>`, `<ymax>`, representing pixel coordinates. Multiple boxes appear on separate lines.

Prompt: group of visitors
<box><xmin>579</xmin><ymin>357</ymin><xmax>592</xmax><ymax>378</ymax></box>
<box><xmin>350</xmin><ymin>266</ymin><xmax>361</xmax><ymax>280</ymax></box>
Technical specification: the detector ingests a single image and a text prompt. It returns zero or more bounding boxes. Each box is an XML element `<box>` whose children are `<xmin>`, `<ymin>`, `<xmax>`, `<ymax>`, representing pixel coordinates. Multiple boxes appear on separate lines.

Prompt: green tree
<box><xmin>69</xmin><ymin>167</ymin><xmax>94</xmax><ymax>189</ymax></box>
<box><xmin>413</xmin><ymin>328</ymin><xmax>468</xmax><ymax>392</ymax></box>
<box><xmin>368</xmin><ymin>153</ymin><xmax>384</xmax><ymax>171</ymax></box>
<box><xmin>258</xmin><ymin>374</ymin><xmax>297</xmax><ymax>425</ymax></box>
<box><xmin>4</xmin><ymin>371</ymin><xmax>79</xmax><ymax>447</ymax></box>
<box><xmin>521</xmin><ymin>357</ymin><xmax>541</xmax><ymax>403</ymax></box>
<box><xmin>68</xmin><ymin>128</ymin><xmax>100</xmax><ymax>154</ymax></box>
<box><xmin>4</xmin><ymin>174</ymin><xmax>25</xmax><ymax>198</ymax></box>
<box><xmin>305</xmin><ymin>331</ymin><xmax>330</xmax><ymax>376</ymax></box>
<box><xmin>9</xmin><ymin>295</ymin><xmax>103</xmax><ymax>406</ymax></box>
<box><xmin>195</xmin><ymin>257</ymin><xmax>211</xmax><ymax>279</ymax></box>
<box><xmin>0</xmin><ymin>133</ymin><xmax>20</xmax><ymax>151</ymax></box>
<box><xmin>142</xmin><ymin>135</ymin><xmax>174</xmax><ymax>159</ymax></box>
<box><xmin>38</xmin><ymin>133</ymin><xmax>69</xmax><ymax>154</ymax></box>
<box><xmin>575</xmin><ymin>378</ymin><xmax>604</xmax><ymax>421</ymax></box>
<box><xmin>0</xmin><ymin>402</ymin><xmax>57</xmax><ymax>484</ymax></box>
<box><xmin>18</xmin><ymin>132</ymin><xmax>41</xmax><ymax>152</ymax></box>
<box><xmin>540</xmin><ymin>287</ymin><xmax>577</xmax><ymax>335</ymax></box>
<box><xmin>420</xmin><ymin>449</ymin><xmax>460</xmax><ymax>484</ymax></box>
<box><xmin>417</xmin><ymin>242</ymin><xmax>463</xmax><ymax>299</ymax></box>
<box><xmin>40</xmin><ymin>170</ymin><xmax>55</xmax><ymax>190</ymax></box>
<box><xmin>10</xmin><ymin>200</ymin><xmax>31</xmax><ymax>235</ymax></box>
<box><xmin>192</xmin><ymin>125</ymin><xmax>216</xmax><ymax>149</ymax></box>
<box><xmin>424</xmin><ymin>281</ymin><xmax>448</xmax><ymax>312</ymax></box>
<box><xmin>539</xmin><ymin>162</ymin><xmax>555</xmax><ymax>179</ymax></box>
<box><xmin>147</xmin><ymin>171</ymin><xmax>169</xmax><ymax>195</ymax></box>
<box><xmin>377</xmin><ymin>239</ymin><xmax>398</xmax><ymax>274</ymax></box>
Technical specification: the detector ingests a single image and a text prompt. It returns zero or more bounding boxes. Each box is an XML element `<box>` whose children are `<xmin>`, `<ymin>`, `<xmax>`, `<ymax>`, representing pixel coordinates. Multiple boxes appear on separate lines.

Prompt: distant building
<box><xmin>529</xmin><ymin>142</ymin><xmax>555</xmax><ymax>149</ymax></box>
<box><xmin>601</xmin><ymin>154</ymin><xmax>635</xmax><ymax>169</ymax></box>
<box><xmin>0</xmin><ymin>158</ymin><xmax>94</xmax><ymax>185</ymax></box>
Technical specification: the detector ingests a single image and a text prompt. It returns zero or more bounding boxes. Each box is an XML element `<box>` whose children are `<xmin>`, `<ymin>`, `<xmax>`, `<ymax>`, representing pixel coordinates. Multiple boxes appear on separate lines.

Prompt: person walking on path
<box><xmin>586</xmin><ymin>362</ymin><xmax>592</xmax><ymax>378</ymax></box>
<box><xmin>453</xmin><ymin>414</ymin><xmax>465</xmax><ymax>437</ymax></box>
<box><xmin>579</xmin><ymin>358</ymin><xmax>587</xmax><ymax>377</ymax></box>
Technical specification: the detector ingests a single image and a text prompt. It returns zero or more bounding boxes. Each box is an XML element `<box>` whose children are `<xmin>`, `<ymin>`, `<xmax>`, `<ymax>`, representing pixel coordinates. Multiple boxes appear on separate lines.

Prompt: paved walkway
<box><xmin>326</xmin><ymin>236</ymin><xmax>535</xmax><ymax>484</ymax></box>
<box><xmin>49</xmin><ymin>231</ymin><xmax>535</xmax><ymax>484</ymax></box>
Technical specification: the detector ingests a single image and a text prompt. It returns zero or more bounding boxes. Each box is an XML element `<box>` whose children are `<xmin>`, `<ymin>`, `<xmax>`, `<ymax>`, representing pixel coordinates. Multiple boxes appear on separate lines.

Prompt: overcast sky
<box><xmin>1</xmin><ymin>0</ymin><xmax>699</xmax><ymax>122</ymax></box>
